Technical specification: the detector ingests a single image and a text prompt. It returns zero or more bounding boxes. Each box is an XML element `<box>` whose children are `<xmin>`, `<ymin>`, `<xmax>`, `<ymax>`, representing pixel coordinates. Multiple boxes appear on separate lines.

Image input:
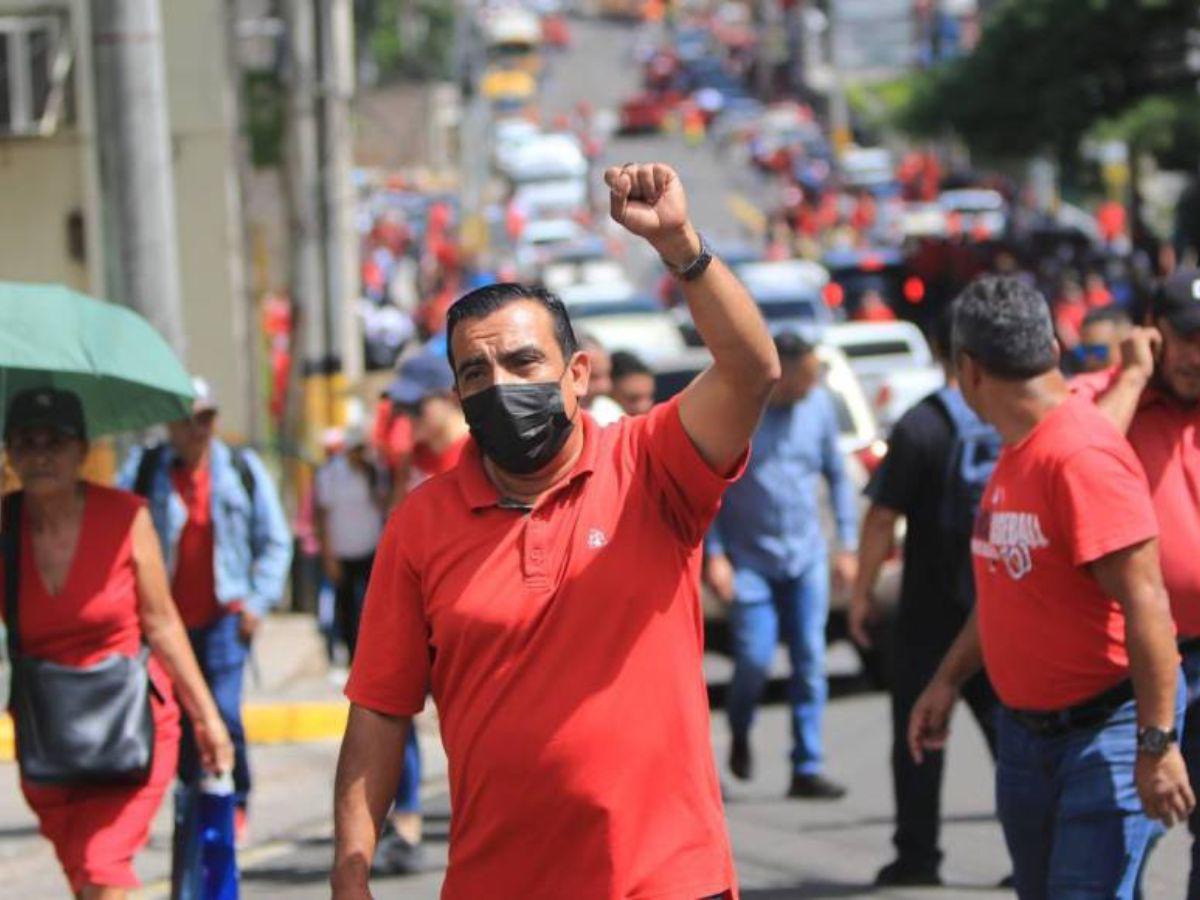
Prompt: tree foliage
<box><xmin>898</xmin><ymin>0</ymin><xmax>1198</xmax><ymax>164</ymax></box>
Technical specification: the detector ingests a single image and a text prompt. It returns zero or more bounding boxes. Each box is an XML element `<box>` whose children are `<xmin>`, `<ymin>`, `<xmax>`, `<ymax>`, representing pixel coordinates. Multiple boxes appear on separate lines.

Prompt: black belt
<box><xmin>1006</xmin><ymin>680</ymin><xmax>1134</xmax><ymax>737</ymax></box>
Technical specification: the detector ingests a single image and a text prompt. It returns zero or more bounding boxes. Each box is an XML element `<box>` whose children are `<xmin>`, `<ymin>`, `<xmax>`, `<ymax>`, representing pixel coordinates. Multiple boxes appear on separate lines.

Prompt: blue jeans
<box><xmin>996</xmin><ymin>679</ymin><xmax>1184</xmax><ymax>900</ymax></box>
<box><xmin>179</xmin><ymin>612</ymin><xmax>251</xmax><ymax>809</ymax></box>
<box><xmin>394</xmin><ymin>725</ymin><xmax>422</xmax><ymax>815</ymax></box>
<box><xmin>727</xmin><ymin>558</ymin><xmax>829</xmax><ymax>776</ymax></box>
<box><xmin>1180</xmin><ymin>647</ymin><xmax>1200</xmax><ymax>900</ymax></box>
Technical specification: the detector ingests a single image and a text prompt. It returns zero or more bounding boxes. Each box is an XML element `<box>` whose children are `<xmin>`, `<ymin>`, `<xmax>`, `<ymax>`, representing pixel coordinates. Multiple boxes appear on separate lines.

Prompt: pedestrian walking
<box><xmin>120</xmin><ymin>377</ymin><xmax>292</xmax><ymax>843</ymax></box>
<box><xmin>849</xmin><ymin>311</ymin><xmax>1002</xmax><ymax>886</ymax></box>
<box><xmin>332</xmin><ymin>162</ymin><xmax>780</xmax><ymax>899</ymax></box>
<box><xmin>909</xmin><ymin>277</ymin><xmax>1194</xmax><ymax>899</ymax></box>
<box><xmin>610</xmin><ymin>349</ymin><xmax>656</xmax><ymax>417</ymax></box>
<box><xmin>3</xmin><ymin>387</ymin><xmax>233</xmax><ymax>898</ymax></box>
<box><xmin>705</xmin><ymin>331</ymin><xmax>858</xmax><ymax>799</ymax></box>
<box><xmin>372</xmin><ymin>348</ymin><xmax>470</xmax><ymax>877</ymax></box>
<box><xmin>578</xmin><ymin>333</ymin><xmax>625</xmax><ymax>426</ymax></box>
<box><xmin>1073</xmin><ymin>268</ymin><xmax>1200</xmax><ymax>898</ymax></box>
<box><xmin>315</xmin><ymin>425</ymin><xmax>386</xmax><ymax>661</ymax></box>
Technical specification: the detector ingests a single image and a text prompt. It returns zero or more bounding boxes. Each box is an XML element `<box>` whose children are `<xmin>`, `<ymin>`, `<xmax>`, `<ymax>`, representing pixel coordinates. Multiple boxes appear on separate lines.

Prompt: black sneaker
<box><xmin>874</xmin><ymin>858</ymin><xmax>942</xmax><ymax>887</ymax></box>
<box><xmin>373</xmin><ymin>825</ymin><xmax>426</xmax><ymax>876</ymax></box>
<box><xmin>998</xmin><ymin>874</ymin><xmax>1015</xmax><ymax>889</ymax></box>
<box><xmin>786</xmin><ymin>773</ymin><xmax>847</xmax><ymax>800</ymax></box>
<box><xmin>729</xmin><ymin>735</ymin><xmax>753</xmax><ymax>781</ymax></box>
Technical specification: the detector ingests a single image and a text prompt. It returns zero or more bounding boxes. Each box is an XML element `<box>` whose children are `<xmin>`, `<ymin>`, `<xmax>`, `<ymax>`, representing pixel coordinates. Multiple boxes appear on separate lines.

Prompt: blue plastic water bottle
<box><xmin>198</xmin><ymin>772</ymin><xmax>239</xmax><ymax>899</ymax></box>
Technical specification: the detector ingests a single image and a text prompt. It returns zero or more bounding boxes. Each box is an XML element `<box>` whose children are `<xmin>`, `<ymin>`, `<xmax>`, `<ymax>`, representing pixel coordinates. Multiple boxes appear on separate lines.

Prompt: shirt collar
<box><xmin>456</xmin><ymin>410</ymin><xmax>599</xmax><ymax>512</ymax></box>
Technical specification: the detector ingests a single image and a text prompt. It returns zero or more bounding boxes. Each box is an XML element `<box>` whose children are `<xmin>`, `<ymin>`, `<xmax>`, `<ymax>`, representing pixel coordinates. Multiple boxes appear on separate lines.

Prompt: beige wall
<box><xmin>0</xmin><ymin>0</ymin><xmax>254</xmax><ymax>439</ymax></box>
<box><xmin>0</xmin><ymin>135</ymin><xmax>90</xmax><ymax>291</ymax></box>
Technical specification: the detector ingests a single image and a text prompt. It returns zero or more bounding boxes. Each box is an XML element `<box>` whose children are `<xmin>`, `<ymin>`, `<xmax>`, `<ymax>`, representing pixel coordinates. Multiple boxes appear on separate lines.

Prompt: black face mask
<box><xmin>461</xmin><ymin>381</ymin><xmax>575</xmax><ymax>475</ymax></box>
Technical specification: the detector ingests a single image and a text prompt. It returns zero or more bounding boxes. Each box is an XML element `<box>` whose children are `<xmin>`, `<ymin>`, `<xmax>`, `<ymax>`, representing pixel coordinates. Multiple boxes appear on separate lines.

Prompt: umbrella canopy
<box><xmin>0</xmin><ymin>282</ymin><xmax>194</xmax><ymax>438</ymax></box>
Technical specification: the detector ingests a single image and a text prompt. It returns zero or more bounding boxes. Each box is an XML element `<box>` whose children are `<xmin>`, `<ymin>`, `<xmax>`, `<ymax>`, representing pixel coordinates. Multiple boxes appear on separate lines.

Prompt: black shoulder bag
<box><xmin>4</xmin><ymin>491</ymin><xmax>157</xmax><ymax>785</ymax></box>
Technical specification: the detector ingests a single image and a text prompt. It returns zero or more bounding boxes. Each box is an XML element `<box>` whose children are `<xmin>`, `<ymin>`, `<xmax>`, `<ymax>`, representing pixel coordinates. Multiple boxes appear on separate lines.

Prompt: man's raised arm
<box><xmin>605</xmin><ymin>163</ymin><xmax>780</xmax><ymax>472</ymax></box>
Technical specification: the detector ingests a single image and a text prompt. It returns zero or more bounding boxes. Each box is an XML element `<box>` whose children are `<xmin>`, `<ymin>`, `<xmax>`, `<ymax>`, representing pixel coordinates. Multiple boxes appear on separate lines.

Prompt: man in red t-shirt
<box><xmin>332</xmin><ymin>163</ymin><xmax>782</xmax><ymax>899</ymax></box>
<box><xmin>908</xmin><ymin>277</ymin><xmax>1194</xmax><ymax>897</ymax></box>
<box><xmin>1072</xmin><ymin>267</ymin><xmax>1200</xmax><ymax>895</ymax></box>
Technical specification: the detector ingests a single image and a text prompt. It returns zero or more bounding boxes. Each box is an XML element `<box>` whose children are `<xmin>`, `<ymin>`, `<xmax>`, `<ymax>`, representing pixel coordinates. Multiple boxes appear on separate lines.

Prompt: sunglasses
<box><xmin>1073</xmin><ymin>344</ymin><xmax>1111</xmax><ymax>365</ymax></box>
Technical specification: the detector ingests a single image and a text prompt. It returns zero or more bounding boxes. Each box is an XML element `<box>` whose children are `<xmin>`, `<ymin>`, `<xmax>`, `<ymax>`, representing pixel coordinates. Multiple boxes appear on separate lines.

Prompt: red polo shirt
<box><xmin>347</xmin><ymin>397</ymin><xmax>741</xmax><ymax>900</ymax></box>
<box><xmin>973</xmin><ymin>396</ymin><xmax>1161</xmax><ymax>711</ymax></box>
<box><xmin>1073</xmin><ymin>369</ymin><xmax>1200</xmax><ymax>637</ymax></box>
<box><xmin>171</xmin><ymin>464</ymin><xmax>223</xmax><ymax>629</ymax></box>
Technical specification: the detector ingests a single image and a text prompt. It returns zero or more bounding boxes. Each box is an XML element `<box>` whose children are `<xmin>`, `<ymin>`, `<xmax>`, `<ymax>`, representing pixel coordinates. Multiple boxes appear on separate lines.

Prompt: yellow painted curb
<box><xmin>0</xmin><ymin>702</ymin><xmax>349</xmax><ymax>762</ymax></box>
<box><xmin>726</xmin><ymin>192</ymin><xmax>767</xmax><ymax>236</ymax></box>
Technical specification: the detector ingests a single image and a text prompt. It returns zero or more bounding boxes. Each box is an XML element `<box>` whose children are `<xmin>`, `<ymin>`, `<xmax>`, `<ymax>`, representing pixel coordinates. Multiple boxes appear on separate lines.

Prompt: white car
<box><xmin>500</xmin><ymin>133</ymin><xmax>588</xmax><ymax>184</ymax></box>
<box><xmin>561</xmin><ymin>290</ymin><xmax>686</xmax><ymax>365</ymax></box>
<box><xmin>541</xmin><ymin>259</ymin><xmax>629</xmax><ymax>295</ymax></box>
<box><xmin>840</xmin><ymin>146</ymin><xmax>896</xmax><ymax>192</ymax></box>
<box><xmin>514</xmin><ymin>218</ymin><xmax>589</xmax><ymax>275</ymax></box>
<box><xmin>492</xmin><ymin>118</ymin><xmax>542</xmax><ymax>173</ymax></box>
<box><xmin>938</xmin><ymin>188</ymin><xmax>1009</xmax><ymax>239</ymax></box>
<box><xmin>511</xmin><ymin>178</ymin><xmax>590</xmax><ymax>220</ymax></box>
<box><xmin>823</xmin><ymin>321</ymin><xmax>944</xmax><ymax>428</ymax></box>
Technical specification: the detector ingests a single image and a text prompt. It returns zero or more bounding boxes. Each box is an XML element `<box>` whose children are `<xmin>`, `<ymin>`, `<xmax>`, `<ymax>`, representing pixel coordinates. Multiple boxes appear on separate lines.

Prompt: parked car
<box><xmin>500</xmin><ymin>133</ymin><xmax>588</xmax><ymax>184</ymax></box>
<box><xmin>735</xmin><ymin>259</ymin><xmax>834</xmax><ymax>336</ymax></box>
<box><xmin>840</xmin><ymin>146</ymin><xmax>899</xmax><ymax>197</ymax></box>
<box><xmin>514</xmin><ymin>218</ymin><xmax>589</xmax><ymax>276</ymax></box>
<box><xmin>938</xmin><ymin>188</ymin><xmax>1009</xmax><ymax>240</ymax></box>
<box><xmin>651</xmin><ymin>345</ymin><xmax>900</xmax><ymax>685</ymax></box>
<box><xmin>560</xmin><ymin>289</ymin><xmax>687</xmax><ymax>365</ymax></box>
<box><xmin>823</xmin><ymin>321</ymin><xmax>944</xmax><ymax>429</ymax></box>
<box><xmin>510</xmin><ymin>178</ymin><xmax>590</xmax><ymax>221</ymax></box>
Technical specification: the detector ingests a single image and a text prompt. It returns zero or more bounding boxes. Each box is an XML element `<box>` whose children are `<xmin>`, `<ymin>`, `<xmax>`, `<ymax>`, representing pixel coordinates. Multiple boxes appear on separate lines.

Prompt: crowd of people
<box><xmin>7</xmin><ymin>155</ymin><xmax>1200</xmax><ymax>900</ymax></box>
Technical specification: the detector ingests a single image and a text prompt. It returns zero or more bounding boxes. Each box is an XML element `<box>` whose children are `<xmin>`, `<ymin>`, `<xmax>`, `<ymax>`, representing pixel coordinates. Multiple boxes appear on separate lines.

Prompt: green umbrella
<box><xmin>0</xmin><ymin>282</ymin><xmax>194</xmax><ymax>438</ymax></box>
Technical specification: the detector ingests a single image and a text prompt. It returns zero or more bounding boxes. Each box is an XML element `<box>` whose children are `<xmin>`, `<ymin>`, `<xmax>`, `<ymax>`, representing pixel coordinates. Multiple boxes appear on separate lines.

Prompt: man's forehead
<box><xmin>453</xmin><ymin>301</ymin><xmax>559</xmax><ymax>354</ymax></box>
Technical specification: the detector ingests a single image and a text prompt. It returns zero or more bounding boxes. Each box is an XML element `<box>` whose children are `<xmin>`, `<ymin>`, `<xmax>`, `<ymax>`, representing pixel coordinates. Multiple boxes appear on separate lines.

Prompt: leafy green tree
<box><xmin>899</xmin><ymin>0</ymin><xmax>1198</xmax><ymax>166</ymax></box>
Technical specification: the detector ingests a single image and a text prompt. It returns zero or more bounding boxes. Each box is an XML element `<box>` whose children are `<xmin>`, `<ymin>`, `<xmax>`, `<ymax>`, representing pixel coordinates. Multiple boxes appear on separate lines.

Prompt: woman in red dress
<box><xmin>2</xmin><ymin>388</ymin><xmax>233</xmax><ymax>900</ymax></box>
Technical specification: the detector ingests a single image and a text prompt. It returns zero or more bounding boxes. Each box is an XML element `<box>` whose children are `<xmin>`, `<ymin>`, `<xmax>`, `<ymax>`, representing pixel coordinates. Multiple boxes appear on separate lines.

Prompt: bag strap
<box><xmin>229</xmin><ymin>447</ymin><xmax>257</xmax><ymax>502</ymax></box>
<box><xmin>133</xmin><ymin>444</ymin><xmax>166</xmax><ymax>498</ymax></box>
<box><xmin>933</xmin><ymin>385</ymin><xmax>975</xmax><ymax>434</ymax></box>
<box><xmin>4</xmin><ymin>491</ymin><xmax>22</xmax><ymax>661</ymax></box>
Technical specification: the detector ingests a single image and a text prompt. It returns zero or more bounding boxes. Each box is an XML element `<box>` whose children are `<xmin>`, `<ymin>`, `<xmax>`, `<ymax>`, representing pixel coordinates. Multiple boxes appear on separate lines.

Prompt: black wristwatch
<box><xmin>1137</xmin><ymin>726</ymin><xmax>1178</xmax><ymax>756</ymax></box>
<box><xmin>663</xmin><ymin>231</ymin><xmax>713</xmax><ymax>282</ymax></box>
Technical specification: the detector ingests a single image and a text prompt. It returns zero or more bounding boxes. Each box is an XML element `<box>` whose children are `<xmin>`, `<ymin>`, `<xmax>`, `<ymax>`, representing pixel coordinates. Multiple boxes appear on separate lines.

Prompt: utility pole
<box><xmin>91</xmin><ymin>0</ymin><xmax>187</xmax><ymax>355</ymax></box>
<box><xmin>222</xmin><ymin>0</ymin><xmax>261</xmax><ymax>445</ymax></box>
<box><xmin>282</xmin><ymin>0</ymin><xmax>327</xmax><ymax>448</ymax></box>
<box><xmin>317</xmin><ymin>0</ymin><xmax>361</xmax><ymax>414</ymax></box>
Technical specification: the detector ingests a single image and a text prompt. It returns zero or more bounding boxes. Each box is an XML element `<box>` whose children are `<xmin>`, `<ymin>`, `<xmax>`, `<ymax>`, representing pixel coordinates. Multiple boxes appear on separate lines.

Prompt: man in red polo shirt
<box><xmin>1073</xmin><ymin>267</ymin><xmax>1200</xmax><ymax>896</ymax></box>
<box><xmin>331</xmin><ymin>162</ymin><xmax>781</xmax><ymax>899</ymax></box>
<box><xmin>908</xmin><ymin>277</ymin><xmax>1193</xmax><ymax>898</ymax></box>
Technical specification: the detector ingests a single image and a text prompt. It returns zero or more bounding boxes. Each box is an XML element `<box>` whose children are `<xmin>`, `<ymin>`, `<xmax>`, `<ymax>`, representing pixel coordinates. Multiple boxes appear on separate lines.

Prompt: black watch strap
<box><xmin>1137</xmin><ymin>726</ymin><xmax>1179</xmax><ymax>755</ymax></box>
<box><xmin>664</xmin><ymin>232</ymin><xmax>713</xmax><ymax>282</ymax></box>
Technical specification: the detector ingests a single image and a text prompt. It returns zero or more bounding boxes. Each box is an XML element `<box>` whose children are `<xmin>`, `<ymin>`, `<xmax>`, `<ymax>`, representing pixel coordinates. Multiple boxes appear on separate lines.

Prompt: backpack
<box><xmin>133</xmin><ymin>444</ymin><xmax>256</xmax><ymax>502</ymax></box>
<box><xmin>931</xmin><ymin>387</ymin><xmax>1001</xmax><ymax>537</ymax></box>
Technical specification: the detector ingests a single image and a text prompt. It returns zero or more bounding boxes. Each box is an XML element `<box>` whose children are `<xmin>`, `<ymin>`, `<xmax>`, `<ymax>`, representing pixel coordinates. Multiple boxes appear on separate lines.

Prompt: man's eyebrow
<box><xmin>456</xmin><ymin>353</ymin><xmax>488</xmax><ymax>376</ymax></box>
<box><xmin>499</xmin><ymin>345</ymin><xmax>547</xmax><ymax>365</ymax></box>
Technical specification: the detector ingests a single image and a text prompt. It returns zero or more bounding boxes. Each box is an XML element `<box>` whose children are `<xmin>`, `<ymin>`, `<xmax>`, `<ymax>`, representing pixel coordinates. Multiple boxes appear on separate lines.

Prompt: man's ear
<box><xmin>567</xmin><ymin>349</ymin><xmax>591</xmax><ymax>401</ymax></box>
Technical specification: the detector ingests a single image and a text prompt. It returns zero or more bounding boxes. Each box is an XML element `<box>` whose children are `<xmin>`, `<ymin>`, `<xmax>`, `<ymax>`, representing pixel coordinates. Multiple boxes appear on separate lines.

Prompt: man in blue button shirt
<box><xmin>706</xmin><ymin>331</ymin><xmax>858</xmax><ymax>799</ymax></box>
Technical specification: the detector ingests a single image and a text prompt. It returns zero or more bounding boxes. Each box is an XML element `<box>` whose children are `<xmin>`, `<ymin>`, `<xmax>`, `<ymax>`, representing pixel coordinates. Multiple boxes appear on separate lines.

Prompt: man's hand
<box><xmin>832</xmin><ymin>551</ymin><xmax>858</xmax><ymax>598</ymax></box>
<box><xmin>604</xmin><ymin>163</ymin><xmax>700</xmax><ymax>268</ymax></box>
<box><xmin>704</xmin><ymin>552</ymin><xmax>736</xmax><ymax>605</ymax></box>
<box><xmin>848</xmin><ymin>590</ymin><xmax>877</xmax><ymax>648</ymax></box>
<box><xmin>194</xmin><ymin>712</ymin><xmax>235</xmax><ymax>775</ymax></box>
<box><xmin>238</xmin><ymin>609</ymin><xmax>261</xmax><ymax>645</ymax></box>
<box><xmin>907</xmin><ymin>678</ymin><xmax>959</xmax><ymax>764</ymax></box>
<box><xmin>1117</xmin><ymin>327</ymin><xmax>1162</xmax><ymax>384</ymax></box>
<box><xmin>1136</xmin><ymin>746</ymin><xmax>1196</xmax><ymax>827</ymax></box>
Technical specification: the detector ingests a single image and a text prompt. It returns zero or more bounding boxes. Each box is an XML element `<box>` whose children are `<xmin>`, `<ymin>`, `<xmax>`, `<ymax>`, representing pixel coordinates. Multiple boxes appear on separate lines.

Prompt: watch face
<box><xmin>1140</xmin><ymin>728</ymin><xmax>1172</xmax><ymax>754</ymax></box>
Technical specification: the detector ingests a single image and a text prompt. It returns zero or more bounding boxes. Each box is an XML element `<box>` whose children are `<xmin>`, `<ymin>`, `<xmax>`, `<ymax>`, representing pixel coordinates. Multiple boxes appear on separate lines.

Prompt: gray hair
<box><xmin>951</xmin><ymin>277</ymin><xmax>1057</xmax><ymax>379</ymax></box>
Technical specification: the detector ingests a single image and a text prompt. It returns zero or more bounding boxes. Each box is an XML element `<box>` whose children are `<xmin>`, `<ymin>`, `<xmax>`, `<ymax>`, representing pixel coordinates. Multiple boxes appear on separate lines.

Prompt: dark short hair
<box><xmin>445</xmin><ymin>283</ymin><xmax>579</xmax><ymax>370</ymax></box>
<box><xmin>1082</xmin><ymin>306</ymin><xmax>1132</xmax><ymax>330</ymax></box>
<box><xmin>774</xmin><ymin>331</ymin><xmax>814</xmax><ymax>362</ymax></box>
<box><xmin>610</xmin><ymin>350</ymin><xmax>652</xmax><ymax>381</ymax></box>
<box><xmin>951</xmin><ymin>276</ymin><xmax>1058</xmax><ymax>379</ymax></box>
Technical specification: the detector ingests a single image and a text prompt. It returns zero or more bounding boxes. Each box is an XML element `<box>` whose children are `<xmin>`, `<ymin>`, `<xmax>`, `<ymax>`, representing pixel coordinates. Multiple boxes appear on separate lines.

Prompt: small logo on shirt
<box><xmin>587</xmin><ymin>528</ymin><xmax>608</xmax><ymax>550</ymax></box>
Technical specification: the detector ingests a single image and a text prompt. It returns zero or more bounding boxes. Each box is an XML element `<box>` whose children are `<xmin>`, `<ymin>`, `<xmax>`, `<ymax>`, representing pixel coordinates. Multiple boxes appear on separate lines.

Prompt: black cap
<box><xmin>1152</xmin><ymin>268</ymin><xmax>1200</xmax><ymax>335</ymax></box>
<box><xmin>5</xmin><ymin>388</ymin><xmax>87</xmax><ymax>442</ymax></box>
